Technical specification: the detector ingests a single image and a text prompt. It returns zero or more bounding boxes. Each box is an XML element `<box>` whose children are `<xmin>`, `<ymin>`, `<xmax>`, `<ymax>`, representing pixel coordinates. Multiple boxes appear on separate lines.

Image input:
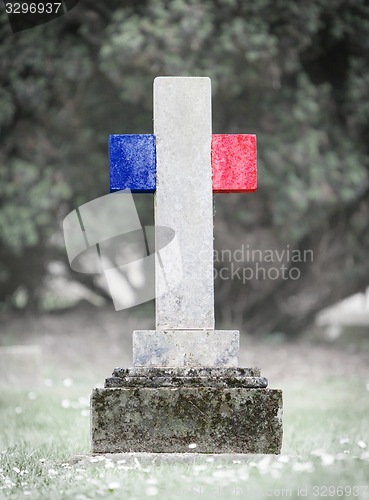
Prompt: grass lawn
<box><xmin>1</xmin><ymin>376</ymin><xmax>369</xmax><ymax>499</ymax></box>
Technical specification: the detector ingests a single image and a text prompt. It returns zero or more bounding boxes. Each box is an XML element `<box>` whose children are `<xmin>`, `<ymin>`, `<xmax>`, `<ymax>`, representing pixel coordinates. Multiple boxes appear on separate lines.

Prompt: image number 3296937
<box><xmin>4</xmin><ymin>0</ymin><xmax>80</xmax><ymax>32</ymax></box>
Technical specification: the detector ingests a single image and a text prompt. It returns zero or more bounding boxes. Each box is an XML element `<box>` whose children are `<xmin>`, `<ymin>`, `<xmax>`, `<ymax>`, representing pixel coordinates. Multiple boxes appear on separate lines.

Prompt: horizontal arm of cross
<box><xmin>110</xmin><ymin>134</ymin><xmax>157</xmax><ymax>193</ymax></box>
<box><xmin>109</xmin><ymin>134</ymin><xmax>257</xmax><ymax>193</ymax></box>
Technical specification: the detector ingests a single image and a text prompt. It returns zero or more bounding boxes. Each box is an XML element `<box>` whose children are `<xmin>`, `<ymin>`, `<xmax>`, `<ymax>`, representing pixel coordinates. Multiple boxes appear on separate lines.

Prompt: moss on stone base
<box><xmin>91</xmin><ymin>387</ymin><xmax>283</xmax><ymax>454</ymax></box>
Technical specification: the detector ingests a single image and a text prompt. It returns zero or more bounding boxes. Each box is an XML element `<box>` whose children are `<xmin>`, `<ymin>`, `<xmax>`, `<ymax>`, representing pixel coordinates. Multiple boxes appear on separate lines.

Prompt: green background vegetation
<box><xmin>1</xmin><ymin>0</ymin><xmax>369</xmax><ymax>334</ymax></box>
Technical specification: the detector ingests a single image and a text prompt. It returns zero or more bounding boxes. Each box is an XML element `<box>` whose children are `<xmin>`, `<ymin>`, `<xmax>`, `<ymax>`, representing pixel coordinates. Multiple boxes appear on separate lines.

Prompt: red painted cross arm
<box><xmin>211</xmin><ymin>134</ymin><xmax>257</xmax><ymax>193</ymax></box>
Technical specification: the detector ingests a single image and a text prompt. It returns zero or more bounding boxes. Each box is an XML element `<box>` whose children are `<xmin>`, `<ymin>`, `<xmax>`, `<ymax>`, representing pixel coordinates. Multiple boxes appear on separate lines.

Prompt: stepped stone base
<box><xmin>91</xmin><ymin>367</ymin><xmax>283</xmax><ymax>454</ymax></box>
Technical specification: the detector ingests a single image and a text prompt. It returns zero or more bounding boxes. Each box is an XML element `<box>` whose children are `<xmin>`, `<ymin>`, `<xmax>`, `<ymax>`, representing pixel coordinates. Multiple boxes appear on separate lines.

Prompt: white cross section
<box><xmin>133</xmin><ymin>77</ymin><xmax>239</xmax><ymax>367</ymax></box>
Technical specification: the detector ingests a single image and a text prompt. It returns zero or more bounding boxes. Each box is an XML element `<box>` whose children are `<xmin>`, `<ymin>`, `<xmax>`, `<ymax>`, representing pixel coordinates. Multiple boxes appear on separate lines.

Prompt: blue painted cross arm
<box><xmin>109</xmin><ymin>134</ymin><xmax>156</xmax><ymax>193</ymax></box>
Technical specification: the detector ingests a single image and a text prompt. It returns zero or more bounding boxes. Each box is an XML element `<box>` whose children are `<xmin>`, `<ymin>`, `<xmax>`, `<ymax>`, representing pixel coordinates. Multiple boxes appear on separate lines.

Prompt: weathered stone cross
<box><xmin>109</xmin><ymin>76</ymin><xmax>257</xmax><ymax>367</ymax></box>
<box><xmin>91</xmin><ymin>76</ymin><xmax>283</xmax><ymax>455</ymax></box>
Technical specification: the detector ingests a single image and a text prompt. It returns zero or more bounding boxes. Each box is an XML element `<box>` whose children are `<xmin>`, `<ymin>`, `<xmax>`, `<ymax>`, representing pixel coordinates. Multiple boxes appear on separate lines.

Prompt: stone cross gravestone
<box><xmin>91</xmin><ymin>77</ymin><xmax>283</xmax><ymax>454</ymax></box>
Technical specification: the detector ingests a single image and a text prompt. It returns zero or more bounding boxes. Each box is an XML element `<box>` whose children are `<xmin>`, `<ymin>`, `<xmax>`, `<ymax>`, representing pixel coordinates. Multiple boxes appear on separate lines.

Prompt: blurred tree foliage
<box><xmin>0</xmin><ymin>0</ymin><xmax>368</xmax><ymax>333</ymax></box>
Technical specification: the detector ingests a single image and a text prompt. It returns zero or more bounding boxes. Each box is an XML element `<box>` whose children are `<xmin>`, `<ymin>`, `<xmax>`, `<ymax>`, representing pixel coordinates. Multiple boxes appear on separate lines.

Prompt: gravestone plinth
<box><xmin>91</xmin><ymin>368</ymin><xmax>282</xmax><ymax>454</ymax></box>
<box><xmin>90</xmin><ymin>77</ymin><xmax>283</xmax><ymax>454</ymax></box>
<box><xmin>133</xmin><ymin>329</ymin><xmax>239</xmax><ymax>367</ymax></box>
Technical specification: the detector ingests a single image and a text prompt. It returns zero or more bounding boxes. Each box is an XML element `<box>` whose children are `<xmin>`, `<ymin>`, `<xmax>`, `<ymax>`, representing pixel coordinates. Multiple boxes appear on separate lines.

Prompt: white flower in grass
<box><xmin>104</xmin><ymin>462</ymin><xmax>114</xmax><ymax>469</ymax></box>
<box><xmin>321</xmin><ymin>454</ymin><xmax>335</xmax><ymax>466</ymax></box>
<box><xmin>292</xmin><ymin>462</ymin><xmax>314</xmax><ymax>472</ymax></box>
<box><xmin>272</xmin><ymin>461</ymin><xmax>283</xmax><ymax>470</ymax></box>
<box><xmin>89</xmin><ymin>458</ymin><xmax>99</xmax><ymax>463</ymax></box>
<box><xmin>48</xmin><ymin>469</ymin><xmax>58</xmax><ymax>477</ymax></box>
<box><xmin>116</xmin><ymin>459</ymin><xmax>126</xmax><ymax>464</ymax></box>
<box><xmin>61</xmin><ymin>400</ymin><xmax>70</xmax><ymax>409</ymax></box>
<box><xmin>15</xmin><ymin>407</ymin><xmax>22</xmax><ymax>414</ymax></box>
<box><xmin>146</xmin><ymin>477</ymin><xmax>158</xmax><ymax>485</ymax></box>
<box><xmin>188</xmin><ymin>443</ymin><xmax>197</xmax><ymax>449</ymax></box>
<box><xmin>271</xmin><ymin>468</ymin><xmax>281</xmax><ymax>479</ymax></box>
<box><xmin>311</xmin><ymin>449</ymin><xmax>325</xmax><ymax>457</ymax></box>
<box><xmin>108</xmin><ymin>482</ymin><xmax>121</xmax><ymax>491</ymax></box>
<box><xmin>213</xmin><ymin>469</ymin><xmax>238</xmax><ymax>481</ymax></box>
<box><xmin>146</xmin><ymin>486</ymin><xmax>159</xmax><ymax>496</ymax></box>
<box><xmin>256</xmin><ymin>455</ymin><xmax>272</xmax><ymax>474</ymax></box>
<box><xmin>336</xmin><ymin>453</ymin><xmax>349</xmax><ymax>460</ymax></box>
<box><xmin>13</xmin><ymin>467</ymin><xmax>20</xmax><ymax>474</ymax></box>
<box><xmin>212</xmin><ymin>469</ymin><xmax>226</xmax><ymax>478</ymax></box>
<box><xmin>238</xmin><ymin>468</ymin><xmax>249</xmax><ymax>481</ymax></box>
<box><xmin>24</xmin><ymin>491</ymin><xmax>31</xmax><ymax>496</ymax></box>
<box><xmin>78</xmin><ymin>396</ymin><xmax>89</xmax><ymax>407</ymax></box>
<box><xmin>81</xmin><ymin>410</ymin><xmax>89</xmax><ymax>417</ymax></box>
<box><xmin>39</xmin><ymin>459</ymin><xmax>46</xmax><ymax>463</ymax></box>
<box><xmin>193</xmin><ymin>464</ymin><xmax>207</xmax><ymax>471</ymax></box>
<box><xmin>206</xmin><ymin>457</ymin><xmax>214</xmax><ymax>463</ymax></box>
<box><xmin>63</xmin><ymin>378</ymin><xmax>73</xmax><ymax>387</ymax></box>
<box><xmin>339</xmin><ymin>438</ymin><xmax>349</xmax><ymax>444</ymax></box>
<box><xmin>358</xmin><ymin>440</ymin><xmax>367</xmax><ymax>449</ymax></box>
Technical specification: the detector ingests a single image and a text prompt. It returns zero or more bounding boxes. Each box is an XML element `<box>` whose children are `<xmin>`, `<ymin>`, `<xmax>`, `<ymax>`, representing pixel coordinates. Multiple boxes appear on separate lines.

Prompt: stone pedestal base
<box><xmin>133</xmin><ymin>330</ymin><xmax>239</xmax><ymax>367</ymax></box>
<box><xmin>91</xmin><ymin>368</ymin><xmax>283</xmax><ymax>454</ymax></box>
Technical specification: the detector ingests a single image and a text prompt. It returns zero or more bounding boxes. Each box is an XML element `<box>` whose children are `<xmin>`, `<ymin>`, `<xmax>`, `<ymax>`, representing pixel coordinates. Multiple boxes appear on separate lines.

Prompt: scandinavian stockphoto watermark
<box><xmin>214</xmin><ymin>244</ymin><xmax>314</xmax><ymax>283</ymax></box>
<box><xmin>63</xmin><ymin>190</ymin><xmax>183</xmax><ymax>311</ymax></box>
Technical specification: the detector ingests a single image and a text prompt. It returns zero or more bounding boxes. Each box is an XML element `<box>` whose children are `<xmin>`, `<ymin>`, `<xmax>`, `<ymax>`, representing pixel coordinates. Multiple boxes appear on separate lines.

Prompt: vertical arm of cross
<box><xmin>154</xmin><ymin>77</ymin><xmax>215</xmax><ymax>330</ymax></box>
